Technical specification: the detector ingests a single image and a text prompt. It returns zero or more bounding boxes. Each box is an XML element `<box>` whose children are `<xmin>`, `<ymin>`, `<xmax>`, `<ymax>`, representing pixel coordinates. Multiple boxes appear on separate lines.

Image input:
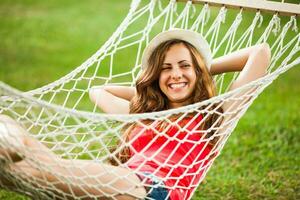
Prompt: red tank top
<box><xmin>127</xmin><ymin>115</ymin><xmax>213</xmax><ymax>200</ymax></box>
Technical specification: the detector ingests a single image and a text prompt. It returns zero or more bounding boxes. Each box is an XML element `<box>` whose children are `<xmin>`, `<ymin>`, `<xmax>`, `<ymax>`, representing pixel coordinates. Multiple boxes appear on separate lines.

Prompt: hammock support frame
<box><xmin>178</xmin><ymin>0</ymin><xmax>300</xmax><ymax>16</ymax></box>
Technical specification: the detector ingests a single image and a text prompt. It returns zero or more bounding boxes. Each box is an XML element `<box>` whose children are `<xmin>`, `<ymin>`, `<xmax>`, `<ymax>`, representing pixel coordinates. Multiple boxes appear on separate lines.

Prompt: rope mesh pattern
<box><xmin>0</xmin><ymin>0</ymin><xmax>299</xmax><ymax>199</ymax></box>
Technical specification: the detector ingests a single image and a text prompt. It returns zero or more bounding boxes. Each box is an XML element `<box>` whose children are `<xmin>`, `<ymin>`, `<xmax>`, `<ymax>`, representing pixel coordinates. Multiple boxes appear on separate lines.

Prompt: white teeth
<box><xmin>169</xmin><ymin>83</ymin><xmax>187</xmax><ymax>89</ymax></box>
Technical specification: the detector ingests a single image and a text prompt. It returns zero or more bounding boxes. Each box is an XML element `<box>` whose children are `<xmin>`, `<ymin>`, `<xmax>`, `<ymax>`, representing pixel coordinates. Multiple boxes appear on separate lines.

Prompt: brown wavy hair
<box><xmin>110</xmin><ymin>39</ymin><xmax>222</xmax><ymax>165</ymax></box>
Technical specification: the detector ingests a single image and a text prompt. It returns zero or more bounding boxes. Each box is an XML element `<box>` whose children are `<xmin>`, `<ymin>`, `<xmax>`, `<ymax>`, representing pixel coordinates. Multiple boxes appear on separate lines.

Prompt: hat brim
<box><xmin>141</xmin><ymin>29</ymin><xmax>212</xmax><ymax>70</ymax></box>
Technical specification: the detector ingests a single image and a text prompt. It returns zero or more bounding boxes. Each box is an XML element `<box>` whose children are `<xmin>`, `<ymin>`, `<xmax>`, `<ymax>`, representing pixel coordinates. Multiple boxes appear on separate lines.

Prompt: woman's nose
<box><xmin>171</xmin><ymin>67</ymin><xmax>183</xmax><ymax>80</ymax></box>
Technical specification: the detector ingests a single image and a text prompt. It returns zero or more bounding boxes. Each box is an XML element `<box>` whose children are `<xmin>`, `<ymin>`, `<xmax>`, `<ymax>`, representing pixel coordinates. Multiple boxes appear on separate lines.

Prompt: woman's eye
<box><xmin>182</xmin><ymin>64</ymin><xmax>190</xmax><ymax>68</ymax></box>
<box><xmin>162</xmin><ymin>66</ymin><xmax>171</xmax><ymax>70</ymax></box>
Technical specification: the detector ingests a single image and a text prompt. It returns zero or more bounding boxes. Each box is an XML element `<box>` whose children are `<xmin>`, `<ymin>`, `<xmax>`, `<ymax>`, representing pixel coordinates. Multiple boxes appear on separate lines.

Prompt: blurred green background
<box><xmin>0</xmin><ymin>0</ymin><xmax>299</xmax><ymax>199</ymax></box>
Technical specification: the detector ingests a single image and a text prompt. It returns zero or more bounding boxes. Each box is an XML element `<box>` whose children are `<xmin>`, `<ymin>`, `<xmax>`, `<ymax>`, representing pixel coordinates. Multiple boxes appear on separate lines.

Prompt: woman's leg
<box><xmin>6</xmin><ymin>158</ymin><xmax>146</xmax><ymax>200</ymax></box>
<box><xmin>0</xmin><ymin>114</ymin><xmax>29</xmax><ymax>163</ymax></box>
<box><xmin>0</xmin><ymin>115</ymin><xmax>146</xmax><ymax>199</ymax></box>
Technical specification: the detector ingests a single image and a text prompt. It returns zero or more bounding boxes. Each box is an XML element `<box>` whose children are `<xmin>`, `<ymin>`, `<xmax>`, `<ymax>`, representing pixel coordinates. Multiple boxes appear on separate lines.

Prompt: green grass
<box><xmin>0</xmin><ymin>0</ymin><xmax>299</xmax><ymax>199</ymax></box>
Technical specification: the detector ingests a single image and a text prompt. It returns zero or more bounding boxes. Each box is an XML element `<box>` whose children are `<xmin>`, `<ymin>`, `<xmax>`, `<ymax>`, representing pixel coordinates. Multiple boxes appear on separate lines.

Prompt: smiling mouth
<box><xmin>168</xmin><ymin>82</ymin><xmax>187</xmax><ymax>89</ymax></box>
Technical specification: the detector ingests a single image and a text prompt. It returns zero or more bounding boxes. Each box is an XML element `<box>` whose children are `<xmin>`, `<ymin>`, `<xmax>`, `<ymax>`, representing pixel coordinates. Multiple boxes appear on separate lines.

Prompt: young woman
<box><xmin>0</xmin><ymin>29</ymin><xmax>270</xmax><ymax>200</ymax></box>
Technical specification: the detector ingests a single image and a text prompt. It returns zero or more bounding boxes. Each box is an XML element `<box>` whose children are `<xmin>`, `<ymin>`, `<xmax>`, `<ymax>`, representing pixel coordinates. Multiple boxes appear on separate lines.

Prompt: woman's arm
<box><xmin>89</xmin><ymin>86</ymin><xmax>136</xmax><ymax>114</ymax></box>
<box><xmin>210</xmin><ymin>43</ymin><xmax>270</xmax><ymax>78</ymax></box>
<box><xmin>210</xmin><ymin>43</ymin><xmax>271</xmax><ymax>111</ymax></box>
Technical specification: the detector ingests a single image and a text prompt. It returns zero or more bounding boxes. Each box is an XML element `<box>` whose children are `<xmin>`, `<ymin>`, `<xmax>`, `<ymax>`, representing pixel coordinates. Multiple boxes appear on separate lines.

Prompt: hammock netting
<box><xmin>0</xmin><ymin>0</ymin><xmax>299</xmax><ymax>199</ymax></box>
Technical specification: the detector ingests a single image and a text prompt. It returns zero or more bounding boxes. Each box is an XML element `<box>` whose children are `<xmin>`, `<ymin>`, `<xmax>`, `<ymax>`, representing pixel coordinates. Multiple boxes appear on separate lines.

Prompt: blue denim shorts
<box><xmin>137</xmin><ymin>172</ymin><xmax>169</xmax><ymax>200</ymax></box>
<box><xmin>147</xmin><ymin>186</ymin><xmax>169</xmax><ymax>199</ymax></box>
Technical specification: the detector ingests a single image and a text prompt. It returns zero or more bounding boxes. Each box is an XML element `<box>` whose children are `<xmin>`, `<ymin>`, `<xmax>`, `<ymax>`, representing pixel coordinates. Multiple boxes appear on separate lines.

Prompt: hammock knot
<box><xmin>255</xmin><ymin>11</ymin><xmax>263</xmax><ymax>28</ymax></box>
<box><xmin>190</xmin><ymin>1</ymin><xmax>197</xmax><ymax>19</ymax></box>
<box><xmin>232</xmin><ymin>10</ymin><xmax>243</xmax><ymax>29</ymax></box>
<box><xmin>281</xmin><ymin>16</ymin><xmax>296</xmax><ymax>36</ymax></box>
<box><xmin>272</xmin><ymin>14</ymin><xmax>281</xmax><ymax>36</ymax></box>
<box><xmin>204</xmin><ymin>4</ymin><xmax>210</xmax><ymax>25</ymax></box>
<box><xmin>291</xmin><ymin>16</ymin><xmax>298</xmax><ymax>32</ymax></box>
<box><xmin>219</xmin><ymin>7</ymin><xmax>227</xmax><ymax>23</ymax></box>
<box><xmin>187</xmin><ymin>0</ymin><xmax>193</xmax><ymax>6</ymax></box>
<box><xmin>237</xmin><ymin>9</ymin><xmax>243</xmax><ymax>20</ymax></box>
<box><xmin>173</xmin><ymin>0</ymin><xmax>179</xmax><ymax>17</ymax></box>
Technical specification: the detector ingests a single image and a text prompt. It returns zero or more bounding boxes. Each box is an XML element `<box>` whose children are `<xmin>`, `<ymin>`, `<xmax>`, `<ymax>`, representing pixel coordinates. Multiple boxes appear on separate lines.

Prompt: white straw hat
<box><xmin>141</xmin><ymin>28</ymin><xmax>212</xmax><ymax>70</ymax></box>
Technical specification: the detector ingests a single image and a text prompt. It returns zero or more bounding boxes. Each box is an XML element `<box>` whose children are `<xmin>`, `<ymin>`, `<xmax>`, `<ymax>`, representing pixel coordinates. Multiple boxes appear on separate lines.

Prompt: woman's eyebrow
<box><xmin>178</xmin><ymin>60</ymin><xmax>190</xmax><ymax>64</ymax></box>
<box><xmin>163</xmin><ymin>60</ymin><xmax>191</xmax><ymax>65</ymax></box>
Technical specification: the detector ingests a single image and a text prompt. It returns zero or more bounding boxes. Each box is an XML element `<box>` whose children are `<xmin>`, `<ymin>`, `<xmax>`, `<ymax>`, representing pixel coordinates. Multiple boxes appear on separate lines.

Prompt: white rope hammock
<box><xmin>0</xmin><ymin>0</ymin><xmax>299</xmax><ymax>199</ymax></box>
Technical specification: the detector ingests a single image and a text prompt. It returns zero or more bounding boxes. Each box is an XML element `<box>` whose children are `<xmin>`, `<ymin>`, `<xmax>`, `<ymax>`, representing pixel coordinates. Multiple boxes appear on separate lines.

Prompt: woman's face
<box><xmin>159</xmin><ymin>43</ymin><xmax>197</xmax><ymax>108</ymax></box>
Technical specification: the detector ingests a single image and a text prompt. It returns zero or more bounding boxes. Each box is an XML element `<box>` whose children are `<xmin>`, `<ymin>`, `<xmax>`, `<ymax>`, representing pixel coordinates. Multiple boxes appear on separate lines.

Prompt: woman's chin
<box><xmin>168</xmin><ymin>96</ymin><xmax>192</xmax><ymax>108</ymax></box>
